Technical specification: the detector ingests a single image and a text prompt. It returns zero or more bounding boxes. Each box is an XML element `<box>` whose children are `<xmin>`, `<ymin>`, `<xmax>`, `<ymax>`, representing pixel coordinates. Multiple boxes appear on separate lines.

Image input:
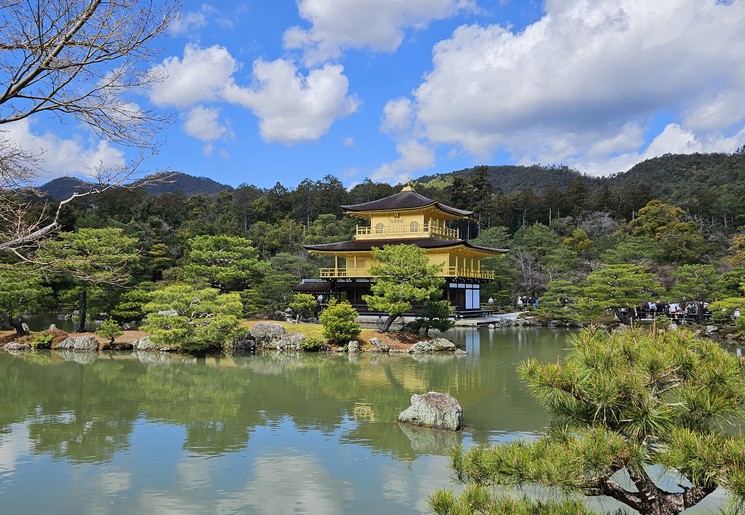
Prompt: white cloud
<box><xmin>148</xmin><ymin>43</ymin><xmax>359</xmax><ymax>146</ymax></box>
<box><xmin>148</xmin><ymin>45</ymin><xmax>238</xmax><ymax>108</ymax></box>
<box><xmin>576</xmin><ymin>123</ymin><xmax>745</xmax><ymax>176</ymax></box>
<box><xmin>168</xmin><ymin>10</ymin><xmax>207</xmax><ymax>35</ymax></box>
<box><xmin>184</xmin><ymin>106</ymin><xmax>230</xmax><ymax>143</ymax></box>
<box><xmin>403</xmin><ymin>0</ymin><xmax>745</xmax><ymax>175</ymax></box>
<box><xmin>683</xmin><ymin>89</ymin><xmax>745</xmax><ymax>132</ymax></box>
<box><xmin>372</xmin><ymin>140</ymin><xmax>435</xmax><ymax>183</ymax></box>
<box><xmin>3</xmin><ymin>119</ymin><xmax>125</xmax><ymax>180</ymax></box>
<box><xmin>285</xmin><ymin>0</ymin><xmax>476</xmax><ymax>64</ymax></box>
<box><xmin>381</xmin><ymin>98</ymin><xmax>415</xmax><ymax>135</ymax></box>
<box><xmin>224</xmin><ymin>59</ymin><xmax>358</xmax><ymax>144</ymax></box>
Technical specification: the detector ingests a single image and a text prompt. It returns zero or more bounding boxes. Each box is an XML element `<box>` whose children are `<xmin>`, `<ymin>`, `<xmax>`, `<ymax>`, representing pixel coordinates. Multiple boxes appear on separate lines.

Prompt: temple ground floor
<box><xmin>294</xmin><ymin>277</ymin><xmax>489</xmax><ymax>315</ymax></box>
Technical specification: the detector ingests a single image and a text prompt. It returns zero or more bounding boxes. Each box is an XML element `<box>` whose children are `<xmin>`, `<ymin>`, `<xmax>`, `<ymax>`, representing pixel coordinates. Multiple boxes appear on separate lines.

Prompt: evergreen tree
<box><xmin>39</xmin><ymin>228</ymin><xmax>139</xmax><ymax>332</ymax></box>
<box><xmin>0</xmin><ymin>264</ymin><xmax>52</xmax><ymax>335</ymax></box>
<box><xmin>434</xmin><ymin>327</ymin><xmax>745</xmax><ymax>515</ymax></box>
<box><xmin>669</xmin><ymin>264</ymin><xmax>722</xmax><ymax>324</ymax></box>
<box><xmin>183</xmin><ymin>235</ymin><xmax>267</xmax><ymax>293</ymax></box>
<box><xmin>142</xmin><ymin>284</ymin><xmax>242</xmax><ymax>352</ymax></box>
<box><xmin>363</xmin><ymin>245</ymin><xmax>444</xmax><ymax>332</ymax></box>
<box><xmin>579</xmin><ymin>264</ymin><xmax>660</xmax><ymax>323</ymax></box>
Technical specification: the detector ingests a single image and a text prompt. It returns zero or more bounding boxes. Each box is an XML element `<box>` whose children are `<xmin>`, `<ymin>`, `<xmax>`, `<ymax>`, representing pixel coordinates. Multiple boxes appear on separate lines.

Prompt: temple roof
<box><xmin>340</xmin><ymin>187</ymin><xmax>472</xmax><ymax>218</ymax></box>
<box><xmin>304</xmin><ymin>237</ymin><xmax>507</xmax><ymax>255</ymax></box>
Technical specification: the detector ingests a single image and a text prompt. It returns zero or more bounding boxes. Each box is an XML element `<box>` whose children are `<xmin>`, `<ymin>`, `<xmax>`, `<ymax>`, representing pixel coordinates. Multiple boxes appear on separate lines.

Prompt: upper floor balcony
<box><xmin>355</xmin><ymin>222</ymin><xmax>459</xmax><ymax>240</ymax></box>
<box><xmin>319</xmin><ymin>266</ymin><xmax>494</xmax><ymax>280</ymax></box>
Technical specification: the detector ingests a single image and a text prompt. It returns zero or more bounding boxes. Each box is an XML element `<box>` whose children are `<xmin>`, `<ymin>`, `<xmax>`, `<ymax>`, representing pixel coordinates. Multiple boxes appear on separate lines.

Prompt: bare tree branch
<box><xmin>0</xmin><ymin>0</ymin><xmax>181</xmax><ymax>253</ymax></box>
<box><xmin>0</xmin><ymin>0</ymin><xmax>180</xmax><ymax>149</ymax></box>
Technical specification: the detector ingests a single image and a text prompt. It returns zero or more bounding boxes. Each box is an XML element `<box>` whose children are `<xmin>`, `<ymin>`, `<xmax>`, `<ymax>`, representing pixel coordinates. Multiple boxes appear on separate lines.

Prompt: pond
<box><xmin>0</xmin><ymin>327</ymin><xmax>736</xmax><ymax>514</ymax></box>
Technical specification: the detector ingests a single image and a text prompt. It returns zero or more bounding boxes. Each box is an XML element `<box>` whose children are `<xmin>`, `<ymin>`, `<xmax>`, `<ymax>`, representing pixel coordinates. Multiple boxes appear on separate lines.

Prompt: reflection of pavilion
<box><xmin>303</xmin><ymin>185</ymin><xmax>506</xmax><ymax>312</ymax></box>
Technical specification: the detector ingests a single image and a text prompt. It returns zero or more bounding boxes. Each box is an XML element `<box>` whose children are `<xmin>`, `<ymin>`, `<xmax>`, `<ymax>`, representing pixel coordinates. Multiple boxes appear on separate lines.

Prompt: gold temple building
<box><xmin>303</xmin><ymin>185</ymin><xmax>507</xmax><ymax>312</ymax></box>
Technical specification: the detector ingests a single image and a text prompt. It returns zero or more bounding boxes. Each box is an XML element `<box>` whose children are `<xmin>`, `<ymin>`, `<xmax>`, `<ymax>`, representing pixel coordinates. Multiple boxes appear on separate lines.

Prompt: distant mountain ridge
<box><xmin>415</xmin><ymin>152</ymin><xmax>745</xmax><ymax>206</ymax></box>
<box><xmin>37</xmin><ymin>151</ymin><xmax>745</xmax><ymax>207</ymax></box>
<box><xmin>416</xmin><ymin>164</ymin><xmax>593</xmax><ymax>195</ymax></box>
<box><xmin>38</xmin><ymin>171</ymin><xmax>232</xmax><ymax>200</ymax></box>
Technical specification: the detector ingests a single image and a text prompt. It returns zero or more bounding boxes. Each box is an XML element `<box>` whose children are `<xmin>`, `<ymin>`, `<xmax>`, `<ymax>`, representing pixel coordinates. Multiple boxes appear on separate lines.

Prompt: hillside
<box><xmin>416</xmin><ymin>164</ymin><xmax>598</xmax><ymax>195</ymax></box>
<box><xmin>36</xmin><ymin>152</ymin><xmax>745</xmax><ymax>212</ymax></box>
<box><xmin>605</xmin><ymin>152</ymin><xmax>745</xmax><ymax>207</ymax></box>
<box><xmin>38</xmin><ymin>176</ymin><xmax>94</xmax><ymax>200</ymax></box>
<box><xmin>38</xmin><ymin>171</ymin><xmax>232</xmax><ymax>200</ymax></box>
<box><xmin>416</xmin><ymin>152</ymin><xmax>745</xmax><ymax>214</ymax></box>
<box><xmin>132</xmin><ymin>171</ymin><xmax>232</xmax><ymax>196</ymax></box>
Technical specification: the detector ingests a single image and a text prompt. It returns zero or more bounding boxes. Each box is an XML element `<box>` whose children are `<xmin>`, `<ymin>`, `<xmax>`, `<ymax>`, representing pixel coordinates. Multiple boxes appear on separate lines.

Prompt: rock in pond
<box><xmin>397</xmin><ymin>391</ymin><xmax>462</xmax><ymax>431</ymax></box>
<box><xmin>4</xmin><ymin>341</ymin><xmax>29</xmax><ymax>351</ymax></box>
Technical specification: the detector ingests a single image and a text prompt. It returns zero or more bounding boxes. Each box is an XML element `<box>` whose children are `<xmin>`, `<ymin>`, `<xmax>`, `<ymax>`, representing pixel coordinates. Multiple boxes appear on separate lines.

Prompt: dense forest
<box><xmin>2</xmin><ymin>150</ymin><xmax>745</xmax><ymax>338</ymax></box>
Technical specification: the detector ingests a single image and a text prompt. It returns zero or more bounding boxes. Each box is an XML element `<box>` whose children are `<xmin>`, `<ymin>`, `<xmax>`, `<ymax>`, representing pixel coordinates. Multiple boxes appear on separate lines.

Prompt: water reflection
<box><xmin>7</xmin><ymin>328</ymin><xmax>736</xmax><ymax>513</ymax></box>
<box><xmin>0</xmin><ymin>329</ymin><xmax>570</xmax><ymax>463</ymax></box>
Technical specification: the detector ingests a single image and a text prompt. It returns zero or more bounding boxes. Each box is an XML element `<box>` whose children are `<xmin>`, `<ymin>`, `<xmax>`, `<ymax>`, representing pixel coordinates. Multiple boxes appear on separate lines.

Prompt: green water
<box><xmin>0</xmin><ymin>328</ymin><xmax>734</xmax><ymax>514</ymax></box>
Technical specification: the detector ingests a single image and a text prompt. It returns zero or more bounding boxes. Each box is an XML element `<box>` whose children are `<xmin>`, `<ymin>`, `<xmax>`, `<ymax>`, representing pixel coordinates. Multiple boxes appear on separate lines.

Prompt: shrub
<box><xmin>414</xmin><ymin>300</ymin><xmax>454</xmax><ymax>336</ymax></box>
<box><xmin>27</xmin><ymin>332</ymin><xmax>54</xmax><ymax>349</ymax></box>
<box><xmin>319</xmin><ymin>300</ymin><xmax>360</xmax><ymax>344</ymax></box>
<box><xmin>299</xmin><ymin>336</ymin><xmax>326</xmax><ymax>352</ymax></box>
<box><xmin>96</xmin><ymin>319</ymin><xmax>123</xmax><ymax>344</ymax></box>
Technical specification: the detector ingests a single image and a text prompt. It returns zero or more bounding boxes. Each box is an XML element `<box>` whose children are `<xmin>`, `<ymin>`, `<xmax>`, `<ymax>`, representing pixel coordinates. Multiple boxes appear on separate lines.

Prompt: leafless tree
<box><xmin>0</xmin><ymin>0</ymin><xmax>181</xmax><ymax>254</ymax></box>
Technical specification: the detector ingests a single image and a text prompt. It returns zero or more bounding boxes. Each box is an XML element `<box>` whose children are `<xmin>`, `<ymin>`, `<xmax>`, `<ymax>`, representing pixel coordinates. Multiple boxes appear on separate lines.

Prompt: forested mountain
<box><xmin>415</xmin><ymin>151</ymin><xmax>745</xmax><ymax>227</ymax></box>
<box><xmin>38</xmin><ymin>176</ymin><xmax>93</xmax><ymax>200</ymax></box>
<box><xmin>38</xmin><ymin>151</ymin><xmax>745</xmax><ymax>217</ymax></box>
<box><xmin>417</xmin><ymin>164</ymin><xmax>594</xmax><ymax>194</ymax></box>
<box><xmin>132</xmin><ymin>171</ymin><xmax>231</xmax><ymax>196</ymax></box>
<box><xmin>38</xmin><ymin>171</ymin><xmax>231</xmax><ymax>200</ymax></box>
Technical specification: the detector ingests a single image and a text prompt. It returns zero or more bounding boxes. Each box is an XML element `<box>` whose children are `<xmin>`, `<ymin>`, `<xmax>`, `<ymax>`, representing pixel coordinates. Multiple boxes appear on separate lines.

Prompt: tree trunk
<box><xmin>9</xmin><ymin>315</ymin><xmax>28</xmax><ymax>336</ymax></box>
<box><xmin>697</xmin><ymin>301</ymin><xmax>706</xmax><ymax>325</ymax></box>
<box><xmin>617</xmin><ymin>466</ymin><xmax>717</xmax><ymax>515</ymax></box>
<box><xmin>381</xmin><ymin>314</ymin><xmax>398</xmax><ymax>332</ymax></box>
<box><xmin>77</xmin><ymin>289</ymin><xmax>87</xmax><ymax>333</ymax></box>
<box><xmin>613</xmin><ymin>307</ymin><xmax>633</xmax><ymax>325</ymax></box>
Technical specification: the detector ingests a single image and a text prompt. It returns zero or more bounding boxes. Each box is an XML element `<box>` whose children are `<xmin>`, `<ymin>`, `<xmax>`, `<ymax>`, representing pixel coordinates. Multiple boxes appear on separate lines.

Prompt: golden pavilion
<box><xmin>303</xmin><ymin>185</ymin><xmax>507</xmax><ymax>312</ymax></box>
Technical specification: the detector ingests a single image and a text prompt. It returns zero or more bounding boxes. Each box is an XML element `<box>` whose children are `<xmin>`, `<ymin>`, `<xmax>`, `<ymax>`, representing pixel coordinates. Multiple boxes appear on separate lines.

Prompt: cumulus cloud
<box><xmin>399</xmin><ymin>0</ymin><xmax>745</xmax><ymax>176</ymax></box>
<box><xmin>284</xmin><ymin>0</ymin><xmax>476</xmax><ymax>64</ymax></box>
<box><xmin>148</xmin><ymin>43</ymin><xmax>358</xmax><ymax>146</ymax></box>
<box><xmin>184</xmin><ymin>106</ymin><xmax>230</xmax><ymax>142</ymax></box>
<box><xmin>3</xmin><ymin>119</ymin><xmax>125</xmax><ymax>180</ymax></box>
<box><xmin>148</xmin><ymin>45</ymin><xmax>238</xmax><ymax>108</ymax></box>
<box><xmin>224</xmin><ymin>58</ymin><xmax>358</xmax><ymax>144</ymax></box>
<box><xmin>372</xmin><ymin>140</ymin><xmax>435</xmax><ymax>184</ymax></box>
<box><xmin>381</xmin><ymin>98</ymin><xmax>416</xmax><ymax>135</ymax></box>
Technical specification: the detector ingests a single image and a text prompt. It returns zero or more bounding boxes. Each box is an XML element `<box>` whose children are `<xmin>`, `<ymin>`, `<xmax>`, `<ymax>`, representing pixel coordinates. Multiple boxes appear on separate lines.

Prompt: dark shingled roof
<box><xmin>304</xmin><ymin>238</ymin><xmax>507</xmax><ymax>254</ymax></box>
<box><xmin>341</xmin><ymin>188</ymin><xmax>472</xmax><ymax>217</ymax></box>
<box><xmin>293</xmin><ymin>279</ymin><xmax>333</xmax><ymax>292</ymax></box>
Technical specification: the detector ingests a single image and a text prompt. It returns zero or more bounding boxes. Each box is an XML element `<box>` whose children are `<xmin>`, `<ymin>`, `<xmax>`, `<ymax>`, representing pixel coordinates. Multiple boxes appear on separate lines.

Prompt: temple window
<box><xmin>410</xmin><ymin>221</ymin><xmax>419</xmax><ymax>233</ymax></box>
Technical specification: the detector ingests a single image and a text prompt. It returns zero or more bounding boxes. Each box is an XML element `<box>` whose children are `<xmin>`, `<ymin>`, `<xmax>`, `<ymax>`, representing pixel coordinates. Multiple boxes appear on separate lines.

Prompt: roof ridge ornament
<box><xmin>402</xmin><ymin>179</ymin><xmax>414</xmax><ymax>191</ymax></box>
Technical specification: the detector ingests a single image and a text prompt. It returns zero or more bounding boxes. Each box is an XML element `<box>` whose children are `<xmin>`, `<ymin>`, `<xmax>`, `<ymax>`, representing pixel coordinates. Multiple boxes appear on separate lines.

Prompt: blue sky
<box><xmin>8</xmin><ymin>0</ymin><xmax>745</xmax><ymax>189</ymax></box>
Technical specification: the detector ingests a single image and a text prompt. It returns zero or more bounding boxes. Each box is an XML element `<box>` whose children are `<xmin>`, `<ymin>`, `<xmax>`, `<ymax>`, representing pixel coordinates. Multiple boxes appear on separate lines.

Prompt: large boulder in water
<box><xmin>397</xmin><ymin>391</ymin><xmax>462</xmax><ymax>431</ymax></box>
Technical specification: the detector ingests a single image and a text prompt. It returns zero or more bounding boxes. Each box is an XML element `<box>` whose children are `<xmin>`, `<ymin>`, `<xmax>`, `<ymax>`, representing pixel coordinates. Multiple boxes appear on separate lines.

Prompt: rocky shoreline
<box><xmin>3</xmin><ymin>318</ymin><xmax>742</xmax><ymax>356</ymax></box>
<box><xmin>0</xmin><ymin>321</ymin><xmax>467</xmax><ymax>356</ymax></box>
